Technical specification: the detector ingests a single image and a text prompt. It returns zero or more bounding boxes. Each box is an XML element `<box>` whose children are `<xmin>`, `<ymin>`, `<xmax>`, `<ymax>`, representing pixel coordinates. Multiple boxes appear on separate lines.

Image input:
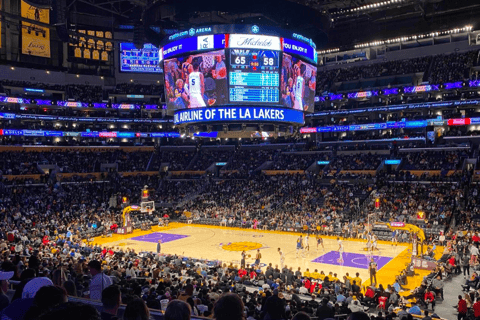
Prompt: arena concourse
<box><xmin>1</xmin><ymin>1</ymin><xmax>480</xmax><ymax>320</ymax></box>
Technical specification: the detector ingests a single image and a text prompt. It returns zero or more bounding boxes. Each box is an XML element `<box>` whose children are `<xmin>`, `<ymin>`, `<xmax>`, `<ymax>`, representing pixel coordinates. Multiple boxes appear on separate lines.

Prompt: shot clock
<box><xmin>229</xmin><ymin>49</ymin><xmax>280</xmax><ymax>103</ymax></box>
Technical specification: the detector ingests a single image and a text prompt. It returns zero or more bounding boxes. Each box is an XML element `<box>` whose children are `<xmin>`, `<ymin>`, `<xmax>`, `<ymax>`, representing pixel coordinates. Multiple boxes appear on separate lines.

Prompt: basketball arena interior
<box><xmin>1</xmin><ymin>0</ymin><xmax>480</xmax><ymax>320</ymax></box>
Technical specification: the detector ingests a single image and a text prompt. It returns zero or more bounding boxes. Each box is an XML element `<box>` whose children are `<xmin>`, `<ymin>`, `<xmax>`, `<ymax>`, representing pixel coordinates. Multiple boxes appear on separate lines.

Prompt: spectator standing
<box><xmin>88</xmin><ymin>260</ymin><xmax>113</xmax><ymax>301</ymax></box>
<box><xmin>458</xmin><ymin>295</ymin><xmax>468</xmax><ymax>320</ymax></box>
<box><xmin>473</xmin><ymin>297</ymin><xmax>480</xmax><ymax>320</ymax></box>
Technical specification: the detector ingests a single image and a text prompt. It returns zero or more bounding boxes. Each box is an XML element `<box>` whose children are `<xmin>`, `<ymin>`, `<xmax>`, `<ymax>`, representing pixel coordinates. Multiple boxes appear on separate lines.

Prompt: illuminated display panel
<box><xmin>120</xmin><ymin>43</ymin><xmax>163</xmax><ymax>73</ymax></box>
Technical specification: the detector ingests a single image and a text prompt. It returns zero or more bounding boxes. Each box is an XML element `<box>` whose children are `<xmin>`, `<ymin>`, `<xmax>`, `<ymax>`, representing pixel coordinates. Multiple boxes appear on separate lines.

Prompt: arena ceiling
<box><xmin>62</xmin><ymin>0</ymin><xmax>480</xmax><ymax>49</ymax></box>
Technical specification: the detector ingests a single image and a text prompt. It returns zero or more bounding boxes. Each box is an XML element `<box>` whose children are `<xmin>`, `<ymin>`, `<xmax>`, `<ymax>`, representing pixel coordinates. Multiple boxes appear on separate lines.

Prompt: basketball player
<box><xmin>392</xmin><ymin>229</ymin><xmax>398</xmax><ymax>246</ymax></box>
<box><xmin>372</xmin><ymin>234</ymin><xmax>379</xmax><ymax>251</ymax></box>
<box><xmin>181</xmin><ymin>56</ymin><xmax>193</xmax><ymax>81</ymax></box>
<box><xmin>255</xmin><ymin>249</ymin><xmax>262</xmax><ymax>267</ymax></box>
<box><xmin>278</xmin><ymin>248</ymin><xmax>285</xmax><ymax>269</ymax></box>
<box><xmin>187</xmin><ymin>62</ymin><xmax>206</xmax><ymax>108</ymax></box>
<box><xmin>296</xmin><ymin>235</ymin><xmax>304</xmax><ymax>258</ymax></box>
<box><xmin>212</xmin><ymin>55</ymin><xmax>227</xmax><ymax>104</ymax></box>
<box><xmin>241</xmin><ymin>250</ymin><xmax>246</xmax><ymax>269</ymax></box>
<box><xmin>337</xmin><ymin>237</ymin><xmax>344</xmax><ymax>263</ymax></box>
<box><xmin>366</xmin><ymin>237</ymin><xmax>372</xmax><ymax>252</ymax></box>
<box><xmin>305</xmin><ymin>234</ymin><xmax>310</xmax><ymax>251</ymax></box>
<box><xmin>293</xmin><ymin>64</ymin><xmax>305</xmax><ymax>111</ymax></box>
<box><xmin>316</xmin><ymin>235</ymin><xmax>324</xmax><ymax>252</ymax></box>
<box><xmin>282</xmin><ymin>78</ymin><xmax>295</xmax><ymax>109</ymax></box>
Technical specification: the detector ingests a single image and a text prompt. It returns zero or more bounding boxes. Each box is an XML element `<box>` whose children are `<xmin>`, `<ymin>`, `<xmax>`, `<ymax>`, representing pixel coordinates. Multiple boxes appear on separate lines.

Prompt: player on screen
<box><xmin>293</xmin><ymin>64</ymin><xmax>306</xmax><ymax>111</ymax></box>
<box><xmin>182</xmin><ymin>56</ymin><xmax>193</xmax><ymax>81</ymax></box>
<box><xmin>186</xmin><ymin>62</ymin><xmax>206</xmax><ymax>108</ymax></box>
<box><xmin>282</xmin><ymin>78</ymin><xmax>295</xmax><ymax>109</ymax></box>
<box><xmin>305</xmin><ymin>69</ymin><xmax>316</xmax><ymax>111</ymax></box>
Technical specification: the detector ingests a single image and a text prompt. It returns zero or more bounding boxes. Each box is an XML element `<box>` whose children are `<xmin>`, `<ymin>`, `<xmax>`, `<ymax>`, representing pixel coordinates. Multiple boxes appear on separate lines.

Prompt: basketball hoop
<box><xmin>141</xmin><ymin>201</ymin><xmax>155</xmax><ymax>214</ymax></box>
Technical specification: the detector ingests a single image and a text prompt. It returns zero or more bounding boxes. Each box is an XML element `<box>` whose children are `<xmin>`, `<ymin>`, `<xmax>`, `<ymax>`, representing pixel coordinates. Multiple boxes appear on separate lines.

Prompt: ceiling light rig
<box><xmin>354</xmin><ymin>25</ymin><xmax>473</xmax><ymax>49</ymax></box>
<box><xmin>331</xmin><ymin>0</ymin><xmax>405</xmax><ymax>16</ymax></box>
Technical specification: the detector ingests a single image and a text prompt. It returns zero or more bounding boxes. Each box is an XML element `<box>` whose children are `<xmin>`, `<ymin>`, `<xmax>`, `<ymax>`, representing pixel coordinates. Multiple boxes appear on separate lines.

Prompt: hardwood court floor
<box><xmin>93</xmin><ymin>222</ymin><xmax>435</xmax><ymax>290</ymax></box>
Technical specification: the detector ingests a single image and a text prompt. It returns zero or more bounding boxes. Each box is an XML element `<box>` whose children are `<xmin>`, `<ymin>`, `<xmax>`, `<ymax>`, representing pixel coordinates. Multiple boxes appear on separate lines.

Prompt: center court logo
<box><xmin>221</xmin><ymin>241</ymin><xmax>263</xmax><ymax>251</ymax></box>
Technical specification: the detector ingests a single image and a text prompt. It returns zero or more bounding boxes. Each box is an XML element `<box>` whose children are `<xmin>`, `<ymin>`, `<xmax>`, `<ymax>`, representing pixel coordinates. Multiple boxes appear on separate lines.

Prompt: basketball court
<box><xmin>92</xmin><ymin>222</ymin><xmax>438</xmax><ymax>290</ymax></box>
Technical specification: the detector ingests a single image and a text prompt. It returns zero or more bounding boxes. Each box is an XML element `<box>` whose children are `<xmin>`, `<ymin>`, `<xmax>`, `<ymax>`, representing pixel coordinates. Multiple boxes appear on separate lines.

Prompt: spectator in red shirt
<box><xmin>458</xmin><ymin>295</ymin><xmax>468</xmax><ymax>320</ymax></box>
<box><xmin>238</xmin><ymin>268</ymin><xmax>247</xmax><ymax>278</ymax></box>
<box><xmin>304</xmin><ymin>278</ymin><xmax>311</xmax><ymax>290</ymax></box>
<box><xmin>363</xmin><ymin>286</ymin><xmax>376</xmax><ymax>307</ymax></box>
<box><xmin>424</xmin><ymin>289</ymin><xmax>435</xmax><ymax>311</ymax></box>
<box><xmin>42</xmin><ymin>235</ymin><xmax>49</xmax><ymax>245</ymax></box>
<box><xmin>473</xmin><ymin>297</ymin><xmax>480</xmax><ymax>319</ymax></box>
<box><xmin>473</xmin><ymin>234</ymin><xmax>480</xmax><ymax>243</ymax></box>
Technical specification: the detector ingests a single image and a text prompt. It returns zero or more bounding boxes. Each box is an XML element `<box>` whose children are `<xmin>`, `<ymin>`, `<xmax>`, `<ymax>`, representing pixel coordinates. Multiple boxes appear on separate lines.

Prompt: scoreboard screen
<box><xmin>161</xmin><ymin>25</ymin><xmax>317</xmax><ymax>125</ymax></box>
<box><xmin>120</xmin><ymin>43</ymin><xmax>163</xmax><ymax>73</ymax></box>
<box><xmin>228</xmin><ymin>49</ymin><xmax>280</xmax><ymax>103</ymax></box>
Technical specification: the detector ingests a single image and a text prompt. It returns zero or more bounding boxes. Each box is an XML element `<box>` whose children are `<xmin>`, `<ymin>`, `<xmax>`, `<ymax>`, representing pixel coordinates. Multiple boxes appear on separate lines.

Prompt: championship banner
<box><xmin>21</xmin><ymin>0</ymin><xmax>50</xmax><ymax>57</ymax></box>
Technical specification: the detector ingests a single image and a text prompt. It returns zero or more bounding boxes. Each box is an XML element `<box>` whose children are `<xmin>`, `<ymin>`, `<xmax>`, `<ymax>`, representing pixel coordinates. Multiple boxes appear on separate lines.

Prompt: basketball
<box><xmin>207</xmin><ymin>98</ymin><xmax>216</xmax><ymax>106</ymax></box>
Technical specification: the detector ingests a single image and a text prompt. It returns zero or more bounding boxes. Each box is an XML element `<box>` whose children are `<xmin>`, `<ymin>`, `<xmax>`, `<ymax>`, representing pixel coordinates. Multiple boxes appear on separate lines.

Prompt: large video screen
<box><xmin>120</xmin><ymin>43</ymin><xmax>163</xmax><ymax>73</ymax></box>
<box><xmin>164</xmin><ymin>50</ymin><xmax>227</xmax><ymax>109</ymax></box>
<box><xmin>280</xmin><ymin>53</ymin><xmax>317</xmax><ymax>112</ymax></box>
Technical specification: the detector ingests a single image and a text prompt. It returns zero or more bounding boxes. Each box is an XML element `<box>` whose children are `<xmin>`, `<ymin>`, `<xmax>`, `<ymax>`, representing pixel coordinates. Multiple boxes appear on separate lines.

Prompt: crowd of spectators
<box><xmin>271</xmin><ymin>154</ymin><xmax>325</xmax><ymax>171</ymax></box>
<box><xmin>0</xmin><ymin>152</ymin><xmax>43</xmax><ymax>175</ymax></box>
<box><xmin>330</xmin><ymin>154</ymin><xmax>387</xmax><ymax>171</ymax></box>
<box><xmin>0</xmin><ymin>144</ymin><xmax>480</xmax><ymax>320</ymax></box>
<box><xmin>189</xmin><ymin>150</ymin><xmax>233</xmax><ymax>171</ymax></box>
<box><xmin>0</xmin><ymin>150</ymin><xmax>155</xmax><ymax>174</ymax></box>
<box><xmin>113</xmin><ymin>83</ymin><xmax>164</xmax><ymax>96</ymax></box>
<box><xmin>66</xmin><ymin>85</ymin><xmax>104</xmax><ymax>102</ymax></box>
<box><xmin>401</xmin><ymin>150</ymin><xmax>468</xmax><ymax>171</ymax></box>
<box><xmin>316</xmin><ymin>50</ymin><xmax>478</xmax><ymax>87</ymax></box>
<box><xmin>428</xmin><ymin>50</ymin><xmax>479</xmax><ymax>84</ymax></box>
<box><xmin>334</xmin><ymin>56</ymin><xmax>432</xmax><ymax>82</ymax></box>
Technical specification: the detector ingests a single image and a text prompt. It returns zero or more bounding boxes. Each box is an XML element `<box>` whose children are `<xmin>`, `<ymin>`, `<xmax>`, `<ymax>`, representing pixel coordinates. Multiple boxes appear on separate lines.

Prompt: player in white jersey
<box><xmin>293</xmin><ymin>64</ymin><xmax>305</xmax><ymax>111</ymax></box>
<box><xmin>337</xmin><ymin>237</ymin><xmax>344</xmax><ymax>263</ymax></box>
<box><xmin>372</xmin><ymin>234</ymin><xmax>379</xmax><ymax>251</ymax></box>
<box><xmin>305</xmin><ymin>234</ymin><xmax>310</xmax><ymax>251</ymax></box>
<box><xmin>278</xmin><ymin>247</ymin><xmax>285</xmax><ymax>269</ymax></box>
<box><xmin>187</xmin><ymin>62</ymin><xmax>206</xmax><ymax>108</ymax></box>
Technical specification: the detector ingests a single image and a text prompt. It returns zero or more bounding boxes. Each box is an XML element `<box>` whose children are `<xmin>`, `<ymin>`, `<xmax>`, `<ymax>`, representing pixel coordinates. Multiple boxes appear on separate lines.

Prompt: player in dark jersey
<box><xmin>282</xmin><ymin>78</ymin><xmax>295</xmax><ymax>109</ymax></box>
<box><xmin>316</xmin><ymin>235</ymin><xmax>324</xmax><ymax>252</ymax></box>
<box><xmin>182</xmin><ymin>56</ymin><xmax>193</xmax><ymax>81</ymax></box>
